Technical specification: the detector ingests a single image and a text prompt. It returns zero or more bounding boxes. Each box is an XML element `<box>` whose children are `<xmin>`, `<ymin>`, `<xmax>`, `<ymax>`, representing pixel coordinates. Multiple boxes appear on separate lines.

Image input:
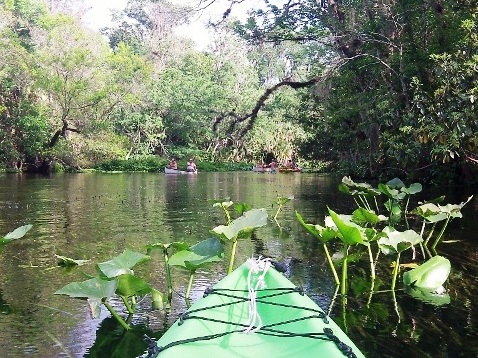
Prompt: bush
<box><xmin>95</xmin><ymin>156</ymin><xmax>167</xmax><ymax>172</ymax></box>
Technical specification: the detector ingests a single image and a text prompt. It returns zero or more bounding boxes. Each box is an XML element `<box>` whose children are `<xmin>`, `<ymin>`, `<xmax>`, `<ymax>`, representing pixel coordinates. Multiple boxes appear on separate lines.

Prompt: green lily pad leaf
<box><xmin>211</xmin><ymin>208</ymin><xmax>268</xmax><ymax>241</ymax></box>
<box><xmin>386</xmin><ymin>178</ymin><xmax>405</xmax><ymax>189</ymax></box>
<box><xmin>151</xmin><ymin>289</ymin><xmax>168</xmax><ymax>310</ymax></box>
<box><xmin>0</xmin><ymin>224</ymin><xmax>33</xmax><ymax>245</ymax></box>
<box><xmin>338</xmin><ymin>183</ymin><xmax>351</xmax><ymax>195</ymax></box>
<box><xmin>379</xmin><ymin>227</ymin><xmax>423</xmax><ymax>255</ymax></box>
<box><xmin>413</xmin><ymin>203</ymin><xmax>441</xmax><ymax>217</ymax></box>
<box><xmin>55</xmin><ymin>277</ymin><xmax>117</xmax><ymax>300</ymax></box>
<box><xmin>87</xmin><ymin>298</ymin><xmax>102</xmax><ymax>318</ymax></box>
<box><xmin>418</xmin><ymin>196</ymin><xmax>445</xmax><ymax>205</ymax></box>
<box><xmin>168</xmin><ymin>237</ymin><xmax>224</xmax><ymax>271</ymax></box>
<box><xmin>116</xmin><ymin>274</ymin><xmax>152</xmax><ymax>297</ymax></box>
<box><xmin>380</xmin><ymin>184</ymin><xmax>407</xmax><ymax>201</ymax></box>
<box><xmin>295</xmin><ymin>211</ymin><xmax>337</xmax><ymax>243</ymax></box>
<box><xmin>401</xmin><ymin>183</ymin><xmax>422</xmax><ymax>195</ymax></box>
<box><xmin>386</xmin><ymin>200</ymin><xmax>403</xmax><ymax>218</ymax></box>
<box><xmin>97</xmin><ymin>249</ymin><xmax>150</xmax><ymax>279</ymax></box>
<box><xmin>276</xmin><ymin>196</ymin><xmax>294</xmax><ymax>205</ymax></box>
<box><xmin>352</xmin><ymin>208</ymin><xmax>382</xmax><ymax>226</ymax></box>
<box><xmin>56</xmin><ymin>254</ymin><xmax>90</xmax><ymax>267</ymax></box>
<box><xmin>404</xmin><ymin>285</ymin><xmax>450</xmax><ymax>306</ymax></box>
<box><xmin>145</xmin><ymin>242</ymin><xmax>189</xmax><ymax>255</ymax></box>
<box><xmin>328</xmin><ymin>208</ymin><xmax>367</xmax><ymax>246</ymax></box>
<box><xmin>5</xmin><ymin>224</ymin><xmax>33</xmax><ymax>239</ymax></box>
<box><xmin>234</xmin><ymin>202</ymin><xmax>253</xmax><ymax>215</ymax></box>
<box><xmin>339</xmin><ymin>177</ymin><xmax>381</xmax><ymax>196</ymax></box>
<box><xmin>438</xmin><ymin>195</ymin><xmax>473</xmax><ymax>216</ymax></box>
<box><xmin>403</xmin><ymin>255</ymin><xmax>451</xmax><ymax>289</ymax></box>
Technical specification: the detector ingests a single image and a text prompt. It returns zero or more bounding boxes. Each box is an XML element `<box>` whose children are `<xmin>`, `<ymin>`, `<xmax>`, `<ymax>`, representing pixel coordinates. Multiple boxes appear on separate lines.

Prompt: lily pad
<box><xmin>56</xmin><ymin>254</ymin><xmax>90</xmax><ymax>267</ymax></box>
<box><xmin>55</xmin><ymin>277</ymin><xmax>117</xmax><ymax>300</ymax></box>
<box><xmin>145</xmin><ymin>242</ymin><xmax>189</xmax><ymax>255</ymax></box>
<box><xmin>352</xmin><ymin>208</ymin><xmax>383</xmax><ymax>226</ymax></box>
<box><xmin>234</xmin><ymin>202</ymin><xmax>252</xmax><ymax>215</ymax></box>
<box><xmin>211</xmin><ymin>208</ymin><xmax>268</xmax><ymax>241</ymax></box>
<box><xmin>403</xmin><ymin>255</ymin><xmax>451</xmax><ymax>290</ymax></box>
<box><xmin>295</xmin><ymin>211</ymin><xmax>337</xmax><ymax>242</ymax></box>
<box><xmin>0</xmin><ymin>224</ymin><xmax>32</xmax><ymax>245</ymax></box>
<box><xmin>96</xmin><ymin>249</ymin><xmax>150</xmax><ymax>279</ymax></box>
<box><xmin>328</xmin><ymin>208</ymin><xmax>367</xmax><ymax>246</ymax></box>
<box><xmin>379</xmin><ymin>227</ymin><xmax>423</xmax><ymax>255</ymax></box>
<box><xmin>116</xmin><ymin>274</ymin><xmax>152</xmax><ymax>297</ymax></box>
<box><xmin>168</xmin><ymin>237</ymin><xmax>224</xmax><ymax>271</ymax></box>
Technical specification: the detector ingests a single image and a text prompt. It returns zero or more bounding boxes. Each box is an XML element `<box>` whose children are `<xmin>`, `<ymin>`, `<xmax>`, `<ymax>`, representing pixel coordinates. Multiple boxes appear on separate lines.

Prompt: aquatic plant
<box><xmin>211</xmin><ymin>208</ymin><xmax>268</xmax><ymax>273</ymax></box>
<box><xmin>273</xmin><ymin>195</ymin><xmax>294</xmax><ymax>221</ymax></box>
<box><xmin>146</xmin><ymin>242</ymin><xmax>189</xmax><ymax>302</ymax></box>
<box><xmin>211</xmin><ymin>198</ymin><xmax>234</xmax><ymax>224</ymax></box>
<box><xmin>413</xmin><ymin>196</ymin><xmax>472</xmax><ymax>249</ymax></box>
<box><xmin>0</xmin><ymin>224</ymin><xmax>32</xmax><ymax>246</ymax></box>
<box><xmin>378</xmin><ymin>227</ymin><xmax>423</xmax><ymax>290</ymax></box>
<box><xmin>296</xmin><ymin>211</ymin><xmax>340</xmax><ymax>285</ymax></box>
<box><xmin>55</xmin><ymin>249</ymin><xmax>166</xmax><ymax>330</ymax></box>
<box><xmin>168</xmin><ymin>237</ymin><xmax>224</xmax><ymax>300</ymax></box>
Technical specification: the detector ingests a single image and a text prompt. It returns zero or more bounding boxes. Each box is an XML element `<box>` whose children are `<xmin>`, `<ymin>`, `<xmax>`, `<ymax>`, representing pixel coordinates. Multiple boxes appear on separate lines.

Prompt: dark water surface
<box><xmin>0</xmin><ymin>172</ymin><xmax>477</xmax><ymax>358</ymax></box>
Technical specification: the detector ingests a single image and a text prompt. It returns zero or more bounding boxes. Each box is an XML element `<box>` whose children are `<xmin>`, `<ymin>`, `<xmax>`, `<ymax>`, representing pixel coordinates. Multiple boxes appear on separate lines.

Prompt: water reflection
<box><xmin>0</xmin><ymin>172</ymin><xmax>477</xmax><ymax>357</ymax></box>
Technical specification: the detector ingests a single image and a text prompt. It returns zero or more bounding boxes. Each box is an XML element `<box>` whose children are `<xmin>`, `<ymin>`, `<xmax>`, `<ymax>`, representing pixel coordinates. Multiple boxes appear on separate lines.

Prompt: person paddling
<box><xmin>167</xmin><ymin>158</ymin><xmax>178</xmax><ymax>170</ymax></box>
<box><xmin>186</xmin><ymin>158</ymin><xmax>197</xmax><ymax>172</ymax></box>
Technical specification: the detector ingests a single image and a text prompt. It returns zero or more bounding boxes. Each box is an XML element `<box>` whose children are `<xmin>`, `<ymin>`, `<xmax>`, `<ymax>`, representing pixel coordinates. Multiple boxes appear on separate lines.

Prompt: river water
<box><xmin>0</xmin><ymin>172</ymin><xmax>477</xmax><ymax>358</ymax></box>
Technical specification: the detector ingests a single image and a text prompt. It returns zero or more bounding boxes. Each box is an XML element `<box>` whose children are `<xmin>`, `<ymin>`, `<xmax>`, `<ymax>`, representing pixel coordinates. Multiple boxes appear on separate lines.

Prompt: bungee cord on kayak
<box><xmin>244</xmin><ymin>256</ymin><xmax>272</xmax><ymax>333</ymax></box>
<box><xmin>146</xmin><ymin>259</ymin><xmax>357</xmax><ymax>358</ymax></box>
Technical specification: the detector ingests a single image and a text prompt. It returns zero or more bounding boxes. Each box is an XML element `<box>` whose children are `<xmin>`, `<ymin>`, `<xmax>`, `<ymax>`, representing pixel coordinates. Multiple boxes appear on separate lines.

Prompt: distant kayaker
<box><xmin>186</xmin><ymin>158</ymin><xmax>197</xmax><ymax>172</ymax></box>
<box><xmin>167</xmin><ymin>158</ymin><xmax>178</xmax><ymax>170</ymax></box>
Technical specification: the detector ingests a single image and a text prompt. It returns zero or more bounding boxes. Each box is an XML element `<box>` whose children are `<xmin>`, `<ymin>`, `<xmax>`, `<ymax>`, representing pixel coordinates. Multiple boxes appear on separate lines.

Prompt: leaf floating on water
<box><xmin>56</xmin><ymin>254</ymin><xmax>90</xmax><ymax>267</ymax></box>
<box><xmin>0</xmin><ymin>224</ymin><xmax>33</xmax><ymax>245</ymax></box>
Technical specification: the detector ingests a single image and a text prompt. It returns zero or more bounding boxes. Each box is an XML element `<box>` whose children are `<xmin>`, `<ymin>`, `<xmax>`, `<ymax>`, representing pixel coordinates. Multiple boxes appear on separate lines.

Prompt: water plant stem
<box><xmin>163</xmin><ymin>249</ymin><xmax>173</xmax><ymax>301</ymax></box>
<box><xmin>121</xmin><ymin>296</ymin><xmax>134</xmax><ymax>314</ymax></box>
<box><xmin>273</xmin><ymin>204</ymin><xmax>283</xmax><ymax>221</ymax></box>
<box><xmin>358</xmin><ymin>196</ymin><xmax>371</xmax><ymax>211</ymax></box>
<box><xmin>341</xmin><ymin>245</ymin><xmax>349</xmax><ymax>296</ymax></box>
<box><xmin>391</xmin><ymin>252</ymin><xmax>401</xmax><ymax>291</ymax></box>
<box><xmin>432</xmin><ymin>216</ymin><xmax>451</xmax><ymax>250</ymax></box>
<box><xmin>323</xmin><ymin>243</ymin><xmax>340</xmax><ymax>285</ymax></box>
<box><xmin>404</xmin><ymin>197</ymin><xmax>411</xmax><ymax>229</ymax></box>
<box><xmin>423</xmin><ymin>222</ymin><xmax>437</xmax><ymax>246</ymax></box>
<box><xmin>185</xmin><ymin>271</ymin><xmax>195</xmax><ymax>300</ymax></box>
<box><xmin>103</xmin><ymin>301</ymin><xmax>131</xmax><ymax>330</ymax></box>
<box><xmin>228</xmin><ymin>239</ymin><xmax>238</xmax><ymax>274</ymax></box>
<box><xmin>367</xmin><ymin>245</ymin><xmax>376</xmax><ymax>280</ymax></box>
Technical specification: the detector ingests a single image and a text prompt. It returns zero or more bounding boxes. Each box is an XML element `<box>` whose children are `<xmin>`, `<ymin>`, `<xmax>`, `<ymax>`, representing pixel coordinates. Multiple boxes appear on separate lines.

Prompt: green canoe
<box><xmin>144</xmin><ymin>259</ymin><xmax>365</xmax><ymax>358</ymax></box>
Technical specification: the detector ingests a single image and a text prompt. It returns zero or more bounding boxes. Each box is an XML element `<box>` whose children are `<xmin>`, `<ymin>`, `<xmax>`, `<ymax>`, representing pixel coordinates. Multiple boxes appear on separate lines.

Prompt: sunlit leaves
<box><xmin>56</xmin><ymin>254</ymin><xmax>90</xmax><ymax>267</ymax></box>
<box><xmin>211</xmin><ymin>208</ymin><xmax>268</xmax><ymax>242</ymax></box>
<box><xmin>295</xmin><ymin>211</ymin><xmax>337</xmax><ymax>243</ymax></box>
<box><xmin>328</xmin><ymin>208</ymin><xmax>367</xmax><ymax>246</ymax></box>
<box><xmin>168</xmin><ymin>237</ymin><xmax>224</xmax><ymax>271</ymax></box>
<box><xmin>55</xmin><ymin>277</ymin><xmax>117</xmax><ymax>300</ymax></box>
<box><xmin>0</xmin><ymin>224</ymin><xmax>32</xmax><ymax>245</ymax></box>
<box><xmin>379</xmin><ymin>227</ymin><xmax>423</xmax><ymax>255</ymax></box>
<box><xmin>96</xmin><ymin>249</ymin><xmax>150</xmax><ymax>279</ymax></box>
<box><xmin>403</xmin><ymin>256</ymin><xmax>451</xmax><ymax>290</ymax></box>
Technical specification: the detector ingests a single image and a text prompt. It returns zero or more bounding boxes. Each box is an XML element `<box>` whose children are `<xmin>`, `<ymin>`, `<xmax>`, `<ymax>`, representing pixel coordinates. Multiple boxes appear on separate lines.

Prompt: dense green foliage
<box><xmin>0</xmin><ymin>0</ymin><xmax>477</xmax><ymax>182</ymax></box>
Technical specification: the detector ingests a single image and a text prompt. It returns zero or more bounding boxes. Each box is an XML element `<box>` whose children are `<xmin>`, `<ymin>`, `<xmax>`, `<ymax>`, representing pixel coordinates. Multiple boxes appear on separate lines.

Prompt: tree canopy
<box><xmin>0</xmin><ymin>0</ymin><xmax>476</xmax><ymax>182</ymax></box>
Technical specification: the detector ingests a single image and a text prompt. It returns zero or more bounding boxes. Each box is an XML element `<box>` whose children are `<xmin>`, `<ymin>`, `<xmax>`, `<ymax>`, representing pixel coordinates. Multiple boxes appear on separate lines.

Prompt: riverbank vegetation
<box><xmin>1</xmin><ymin>0</ymin><xmax>477</xmax><ymax>183</ymax></box>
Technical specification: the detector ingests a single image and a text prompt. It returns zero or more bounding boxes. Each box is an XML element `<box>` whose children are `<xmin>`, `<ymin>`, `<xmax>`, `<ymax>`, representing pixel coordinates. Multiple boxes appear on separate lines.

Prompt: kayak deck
<box><xmin>145</xmin><ymin>260</ymin><xmax>365</xmax><ymax>358</ymax></box>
